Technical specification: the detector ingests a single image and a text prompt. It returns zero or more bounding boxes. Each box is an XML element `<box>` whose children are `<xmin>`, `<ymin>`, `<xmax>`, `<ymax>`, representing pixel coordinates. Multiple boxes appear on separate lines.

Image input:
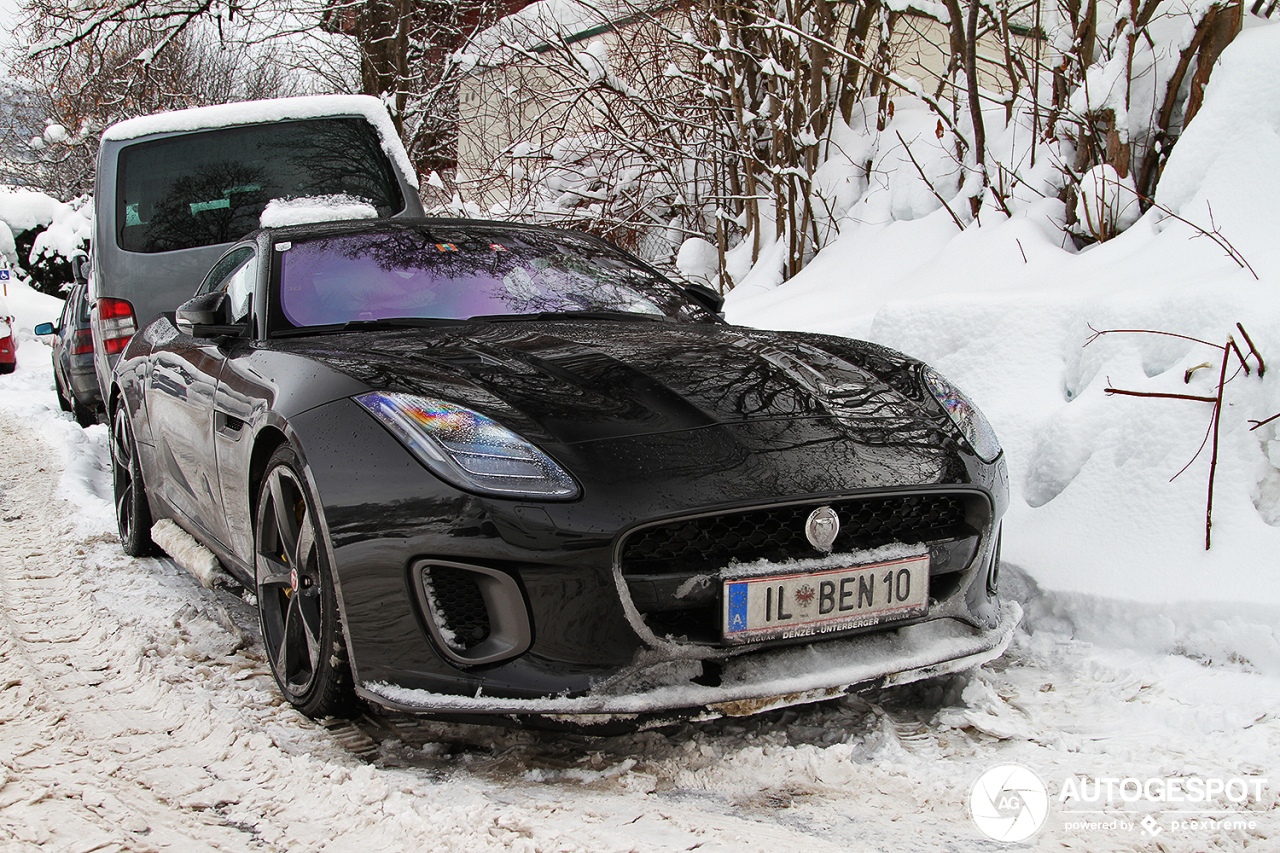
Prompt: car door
<box><xmin>145</xmin><ymin>247</ymin><xmax>256</xmax><ymax>546</ymax></box>
<box><xmin>53</xmin><ymin>290</ymin><xmax>77</xmax><ymax>389</ymax></box>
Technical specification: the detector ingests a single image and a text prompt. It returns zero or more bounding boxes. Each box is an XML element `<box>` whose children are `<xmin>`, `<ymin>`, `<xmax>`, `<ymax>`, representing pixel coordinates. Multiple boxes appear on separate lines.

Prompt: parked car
<box><xmin>0</xmin><ymin>314</ymin><xmax>14</xmax><ymax>375</ymax></box>
<box><xmin>35</xmin><ymin>281</ymin><xmax>101</xmax><ymax>427</ymax></box>
<box><xmin>87</xmin><ymin>95</ymin><xmax>425</xmax><ymax>405</ymax></box>
<box><xmin>109</xmin><ymin>217</ymin><xmax>1015</xmax><ymax>723</ymax></box>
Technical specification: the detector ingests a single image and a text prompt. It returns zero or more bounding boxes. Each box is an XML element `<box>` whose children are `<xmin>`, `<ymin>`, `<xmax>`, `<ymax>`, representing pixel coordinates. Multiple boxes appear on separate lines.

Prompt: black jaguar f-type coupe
<box><xmin>109</xmin><ymin>218</ymin><xmax>1016</xmax><ymax>723</ymax></box>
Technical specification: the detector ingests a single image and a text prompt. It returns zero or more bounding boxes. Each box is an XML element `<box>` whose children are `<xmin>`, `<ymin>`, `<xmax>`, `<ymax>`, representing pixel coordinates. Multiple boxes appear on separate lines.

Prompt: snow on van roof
<box><xmin>102</xmin><ymin>95</ymin><xmax>419</xmax><ymax>190</ymax></box>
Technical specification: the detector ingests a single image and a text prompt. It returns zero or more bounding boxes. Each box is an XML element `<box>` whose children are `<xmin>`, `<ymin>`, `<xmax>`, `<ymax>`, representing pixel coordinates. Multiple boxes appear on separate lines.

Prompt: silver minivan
<box><xmin>88</xmin><ymin>96</ymin><xmax>425</xmax><ymax>403</ymax></box>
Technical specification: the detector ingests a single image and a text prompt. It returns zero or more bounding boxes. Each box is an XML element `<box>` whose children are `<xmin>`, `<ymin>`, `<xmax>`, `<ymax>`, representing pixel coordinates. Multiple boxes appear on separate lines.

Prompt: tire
<box><xmin>55</xmin><ymin>371</ymin><xmax>73</xmax><ymax>413</ymax></box>
<box><xmin>0</xmin><ymin>362</ymin><xmax>14</xmax><ymax>375</ymax></box>
<box><xmin>254</xmin><ymin>446</ymin><xmax>353</xmax><ymax>718</ymax></box>
<box><xmin>72</xmin><ymin>396</ymin><xmax>97</xmax><ymax>428</ymax></box>
<box><xmin>111</xmin><ymin>406</ymin><xmax>158</xmax><ymax>557</ymax></box>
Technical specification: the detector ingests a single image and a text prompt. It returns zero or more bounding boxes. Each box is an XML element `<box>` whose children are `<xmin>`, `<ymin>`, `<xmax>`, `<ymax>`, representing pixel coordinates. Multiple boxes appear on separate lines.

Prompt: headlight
<box><xmin>921</xmin><ymin>366</ymin><xmax>1001</xmax><ymax>462</ymax></box>
<box><xmin>355</xmin><ymin>392</ymin><xmax>579</xmax><ymax>499</ymax></box>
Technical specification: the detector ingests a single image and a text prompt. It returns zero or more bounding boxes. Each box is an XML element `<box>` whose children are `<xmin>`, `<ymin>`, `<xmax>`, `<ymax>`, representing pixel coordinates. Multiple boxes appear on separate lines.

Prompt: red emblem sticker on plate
<box><xmin>489</xmin><ymin>243</ymin><xmax>507</xmax><ymax>252</ymax></box>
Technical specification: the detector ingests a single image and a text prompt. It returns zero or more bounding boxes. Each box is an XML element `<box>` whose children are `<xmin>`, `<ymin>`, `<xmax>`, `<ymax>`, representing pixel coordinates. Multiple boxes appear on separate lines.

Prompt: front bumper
<box><xmin>359</xmin><ymin>601</ymin><xmax>1020</xmax><ymax>720</ymax></box>
<box><xmin>289</xmin><ymin>400</ymin><xmax>1012</xmax><ymax>715</ymax></box>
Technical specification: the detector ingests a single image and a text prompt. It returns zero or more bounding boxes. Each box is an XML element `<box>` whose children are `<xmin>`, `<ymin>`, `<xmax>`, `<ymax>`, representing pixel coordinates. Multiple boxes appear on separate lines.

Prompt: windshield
<box><xmin>271</xmin><ymin>228</ymin><xmax>708</xmax><ymax>331</ymax></box>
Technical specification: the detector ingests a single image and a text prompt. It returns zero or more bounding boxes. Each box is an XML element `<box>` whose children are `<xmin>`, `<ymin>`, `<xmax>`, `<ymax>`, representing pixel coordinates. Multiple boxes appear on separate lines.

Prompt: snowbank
<box><xmin>0</xmin><ymin>275</ymin><xmax>106</xmax><ymax>533</ymax></box>
<box><xmin>0</xmin><ymin>188</ymin><xmax>67</xmax><ymax>233</ymax></box>
<box><xmin>728</xmin><ymin>22</ymin><xmax>1280</xmax><ymax>610</ymax></box>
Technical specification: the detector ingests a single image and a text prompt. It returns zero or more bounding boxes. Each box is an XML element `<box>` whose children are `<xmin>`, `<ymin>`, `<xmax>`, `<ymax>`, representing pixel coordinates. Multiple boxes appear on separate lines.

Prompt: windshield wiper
<box><xmin>340</xmin><ymin>317</ymin><xmax>465</xmax><ymax>331</ymax></box>
<box><xmin>468</xmin><ymin>310</ymin><xmax>670</xmax><ymax>323</ymax></box>
<box><xmin>273</xmin><ymin>317</ymin><xmax>464</xmax><ymax>337</ymax></box>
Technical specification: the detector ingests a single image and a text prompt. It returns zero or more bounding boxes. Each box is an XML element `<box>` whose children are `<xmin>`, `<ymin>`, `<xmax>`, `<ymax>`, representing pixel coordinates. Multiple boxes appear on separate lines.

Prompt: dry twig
<box><xmin>1092</xmin><ymin>323</ymin><xmax>1265</xmax><ymax>549</ymax></box>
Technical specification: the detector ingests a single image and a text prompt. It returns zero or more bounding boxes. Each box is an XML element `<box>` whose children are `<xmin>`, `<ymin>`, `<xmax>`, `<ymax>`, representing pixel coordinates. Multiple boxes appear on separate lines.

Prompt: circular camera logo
<box><xmin>970</xmin><ymin>764</ymin><xmax>1049</xmax><ymax>843</ymax></box>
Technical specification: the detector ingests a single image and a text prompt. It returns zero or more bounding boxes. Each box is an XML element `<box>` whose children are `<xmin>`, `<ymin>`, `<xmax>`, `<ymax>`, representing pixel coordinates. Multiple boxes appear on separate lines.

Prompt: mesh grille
<box><xmin>424</xmin><ymin>566</ymin><xmax>491</xmax><ymax>649</ymax></box>
<box><xmin>620</xmin><ymin>493</ymin><xmax>974</xmax><ymax>576</ymax></box>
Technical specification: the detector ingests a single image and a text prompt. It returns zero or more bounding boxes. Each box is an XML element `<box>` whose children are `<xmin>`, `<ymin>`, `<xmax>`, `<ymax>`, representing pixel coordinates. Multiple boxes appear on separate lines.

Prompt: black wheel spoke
<box><xmin>111</xmin><ymin>414</ymin><xmax>142</xmax><ymax>551</ymax></box>
<box><xmin>294</xmin><ymin>513</ymin><xmax>316</xmax><ymax>578</ymax></box>
<box><xmin>268</xmin><ymin>473</ymin><xmax>299</xmax><ymax>560</ymax></box>
<box><xmin>296</xmin><ymin>592</ymin><xmax>322</xmax><ymax>671</ymax></box>
<box><xmin>279</xmin><ymin>593</ymin><xmax>320</xmax><ymax>686</ymax></box>
<box><xmin>258</xmin><ymin>554</ymin><xmax>292</xmax><ymax>590</ymax></box>
<box><xmin>116</xmin><ymin>485</ymin><xmax>132</xmax><ymax>538</ymax></box>
<box><xmin>279</xmin><ymin>596</ymin><xmax>300</xmax><ymax>679</ymax></box>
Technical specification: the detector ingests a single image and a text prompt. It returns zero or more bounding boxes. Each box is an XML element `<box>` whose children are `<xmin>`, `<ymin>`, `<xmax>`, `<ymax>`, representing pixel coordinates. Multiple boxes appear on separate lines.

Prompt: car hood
<box><xmin>275</xmin><ymin>320</ymin><xmax>948</xmax><ymax>448</ymax></box>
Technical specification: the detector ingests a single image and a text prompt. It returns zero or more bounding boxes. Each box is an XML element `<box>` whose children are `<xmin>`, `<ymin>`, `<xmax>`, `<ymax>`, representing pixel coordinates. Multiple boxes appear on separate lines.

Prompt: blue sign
<box><xmin>726</xmin><ymin>582</ymin><xmax>748</xmax><ymax>633</ymax></box>
<box><xmin>0</xmin><ymin>270</ymin><xmax>9</xmax><ymax>281</ymax></box>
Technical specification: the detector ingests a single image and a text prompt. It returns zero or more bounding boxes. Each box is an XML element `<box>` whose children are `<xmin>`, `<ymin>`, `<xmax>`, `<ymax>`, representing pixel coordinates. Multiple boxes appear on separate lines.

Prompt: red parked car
<box><xmin>0</xmin><ymin>315</ymin><xmax>16</xmax><ymax>374</ymax></box>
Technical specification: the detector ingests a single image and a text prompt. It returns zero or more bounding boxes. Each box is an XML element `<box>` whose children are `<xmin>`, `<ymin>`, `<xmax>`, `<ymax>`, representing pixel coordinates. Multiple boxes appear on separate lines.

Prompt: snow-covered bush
<box><xmin>456</xmin><ymin>0</ymin><xmax>1256</xmax><ymax>290</ymax></box>
<box><xmin>0</xmin><ymin>189</ymin><xmax>92</xmax><ymax>297</ymax></box>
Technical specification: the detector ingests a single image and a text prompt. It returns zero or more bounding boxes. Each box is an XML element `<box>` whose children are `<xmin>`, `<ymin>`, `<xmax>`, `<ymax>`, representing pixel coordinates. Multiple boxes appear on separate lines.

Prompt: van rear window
<box><xmin>116</xmin><ymin>118</ymin><xmax>405</xmax><ymax>253</ymax></box>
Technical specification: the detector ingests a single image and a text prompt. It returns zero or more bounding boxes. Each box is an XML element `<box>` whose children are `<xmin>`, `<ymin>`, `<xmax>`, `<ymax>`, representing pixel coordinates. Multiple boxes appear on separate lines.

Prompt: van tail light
<box><xmin>72</xmin><ymin>329</ymin><xmax>94</xmax><ymax>355</ymax></box>
<box><xmin>98</xmin><ymin>298</ymin><xmax>137</xmax><ymax>355</ymax></box>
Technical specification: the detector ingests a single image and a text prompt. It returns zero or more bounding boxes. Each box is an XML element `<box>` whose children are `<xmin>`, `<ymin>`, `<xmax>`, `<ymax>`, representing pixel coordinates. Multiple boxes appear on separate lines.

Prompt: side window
<box><xmin>223</xmin><ymin>257</ymin><xmax>256</xmax><ymax>323</ymax></box>
<box><xmin>194</xmin><ymin>246</ymin><xmax>256</xmax><ymax>326</ymax></box>
<box><xmin>60</xmin><ymin>290</ymin><xmax>77</xmax><ymax>329</ymax></box>
<box><xmin>197</xmin><ymin>247</ymin><xmax>253</xmax><ymax>296</ymax></box>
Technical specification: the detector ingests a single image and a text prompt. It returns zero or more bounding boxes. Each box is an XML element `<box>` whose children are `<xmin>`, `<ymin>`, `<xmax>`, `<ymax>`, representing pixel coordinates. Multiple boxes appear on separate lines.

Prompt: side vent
<box><xmin>414</xmin><ymin>560</ymin><xmax>532</xmax><ymax>666</ymax></box>
<box><xmin>423</xmin><ymin>566</ymin><xmax>491</xmax><ymax>649</ymax></box>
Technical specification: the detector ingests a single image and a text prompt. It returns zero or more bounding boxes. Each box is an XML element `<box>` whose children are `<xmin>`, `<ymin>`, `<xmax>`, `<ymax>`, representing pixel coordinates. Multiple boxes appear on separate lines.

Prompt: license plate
<box><xmin>722</xmin><ymin>555</ymin><xmax>929</xmax><ymax>643</ymax></box>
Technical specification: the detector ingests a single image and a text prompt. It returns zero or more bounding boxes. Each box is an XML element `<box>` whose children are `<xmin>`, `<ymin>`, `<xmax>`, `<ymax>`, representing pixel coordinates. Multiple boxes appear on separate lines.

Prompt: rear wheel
<box><xmin>254</xmin><ymin>446</ymin><xmax>353</xmax><ymax>717</ymax></box>
<box><xmin>55</xmin><ymin>371</ymin><xmax>73</xmax><ymax>413</ymax></box>
<box><xmin>110</xmin><ymin>406</ymin><xmax>157</xmax><ymax>556</ymax></box>
<box><xmin>71</xmin><ymin>396</ymin><xmax>97</xmax><ymax>428</ymax></box>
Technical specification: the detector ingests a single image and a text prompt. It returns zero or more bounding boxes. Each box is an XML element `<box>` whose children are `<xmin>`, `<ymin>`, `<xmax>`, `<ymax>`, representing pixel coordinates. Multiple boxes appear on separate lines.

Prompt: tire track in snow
<box><xmin>0</xmin><ymin>413</ymin><xmax>558</xmax><ymax>851</ymax></box>
<box><xmin>3</xmin><ymin>395</ymin><xmax>1277</xmax><ymax>853</ymax></box>
<box><xmin>0</xmin><ymin>409</ymin><xmax>869</xmax><ymax>852</ymax></box>
<box><xmin>0</xmin><ymin>416</ymin><xmax>264</xmax><ymax>851</ymax></box>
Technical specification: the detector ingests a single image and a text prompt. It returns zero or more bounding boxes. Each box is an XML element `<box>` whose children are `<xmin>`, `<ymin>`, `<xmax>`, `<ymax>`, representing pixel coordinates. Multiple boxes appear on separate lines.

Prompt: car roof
<box><xmin>241</xmin><ymin>218</ymin><xmax>656</xmax><ymax>274</ymax></box>
<box><xmin>250</xmin><ymin>216</ymin><xmax>607</xmax><ymax>244</ymax></box>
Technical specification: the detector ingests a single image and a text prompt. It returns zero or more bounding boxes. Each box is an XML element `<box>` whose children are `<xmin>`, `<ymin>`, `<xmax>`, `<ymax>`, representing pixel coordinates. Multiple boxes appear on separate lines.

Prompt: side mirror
<box><xmin>176</xmin><ymin>292</ymin><xmax>246</xmax><ymax>338</ymax></box>
<box><xmin>70</xmin><ymin>253</ymin><xmax>89</xmax><ymax>286</ymax></box>
<box><xmin>34</xmin><ymin>322</ymin><xmax>57</xmax><ymax>336</ymax></box>
<box><xmin>682</xmin><ymin>282</ymin><xmax>726</xmax><ymax>316</ymax></box>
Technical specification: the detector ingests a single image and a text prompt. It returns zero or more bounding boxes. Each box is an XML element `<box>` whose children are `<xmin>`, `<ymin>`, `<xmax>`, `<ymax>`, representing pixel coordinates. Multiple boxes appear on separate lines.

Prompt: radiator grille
<box><xmin>620</xmin><ymin>493</ymin><xmax>975</xmax><ymax>576</ymax></box>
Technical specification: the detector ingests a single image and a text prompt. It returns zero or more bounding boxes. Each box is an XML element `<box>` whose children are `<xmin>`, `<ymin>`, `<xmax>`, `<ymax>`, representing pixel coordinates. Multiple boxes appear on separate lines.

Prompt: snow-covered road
<box><xmin>1</xmin><ymin>386</ymin><xmax>1278</xmax><ymax>852</ymax></box>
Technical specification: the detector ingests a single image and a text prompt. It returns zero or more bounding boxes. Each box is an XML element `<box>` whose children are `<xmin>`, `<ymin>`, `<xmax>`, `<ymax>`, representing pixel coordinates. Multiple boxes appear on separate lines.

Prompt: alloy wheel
<box><xmin>255</xmin><ymin>465</ymin><xmax>325</xmax><ymax>700</ymax></box>
<box><xmin>111</xmin><ymin>413</ymin><xmax>137</xmax><ymax>544</ymax></box>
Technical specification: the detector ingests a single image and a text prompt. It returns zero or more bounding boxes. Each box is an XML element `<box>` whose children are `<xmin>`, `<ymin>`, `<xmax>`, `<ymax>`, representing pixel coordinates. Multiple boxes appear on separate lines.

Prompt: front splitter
<box><xmin>358</xmin><ymin>601</ymin><xmax>1021</xmax><ymax>722</ymax></box>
